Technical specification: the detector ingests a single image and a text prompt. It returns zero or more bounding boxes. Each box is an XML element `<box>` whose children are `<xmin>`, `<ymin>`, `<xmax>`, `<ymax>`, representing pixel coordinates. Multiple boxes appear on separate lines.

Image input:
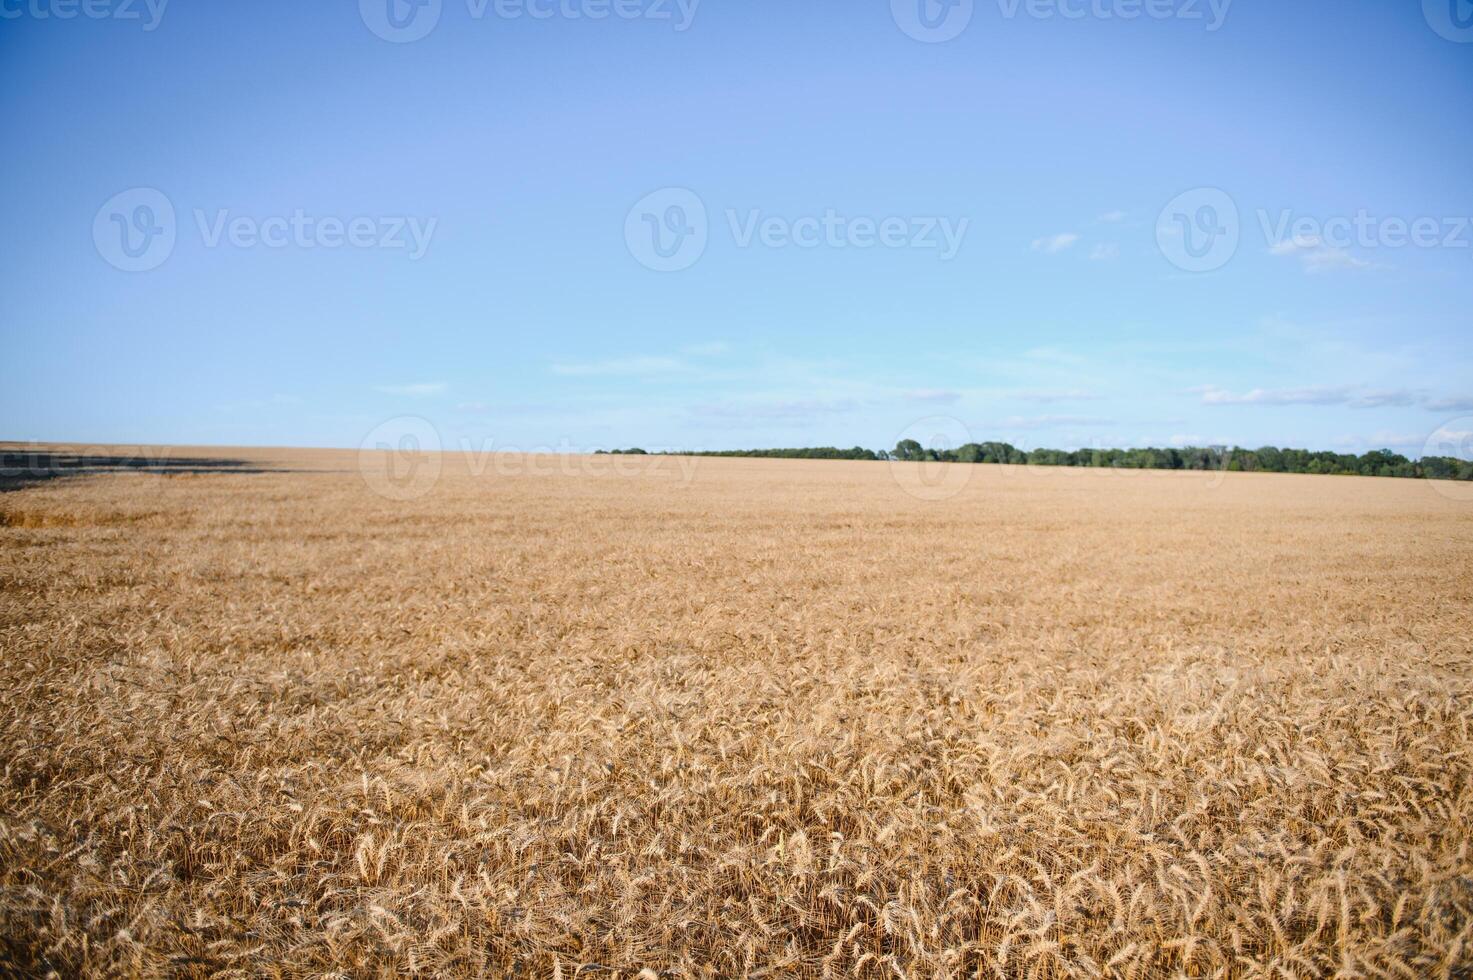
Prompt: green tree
<box><xmin>893</xmin><ymin>439</ymin><xmax>925</xmax><ymax>461</ymax></box>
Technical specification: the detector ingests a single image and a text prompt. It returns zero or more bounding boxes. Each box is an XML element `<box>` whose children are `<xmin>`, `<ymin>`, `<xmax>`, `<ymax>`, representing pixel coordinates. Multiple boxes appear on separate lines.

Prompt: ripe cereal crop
<box><xmin>2</xmin><ymin>445</ymin><xmax>1471</xmax><ymax>977</ymax></box>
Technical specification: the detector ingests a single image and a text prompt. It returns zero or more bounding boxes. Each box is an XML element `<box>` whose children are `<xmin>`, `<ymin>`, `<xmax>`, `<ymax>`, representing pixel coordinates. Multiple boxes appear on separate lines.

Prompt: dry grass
<box><xmin>2</xmin><ymin>445</ymin><xmax>1471</xmax><ymax>977</ymax></box>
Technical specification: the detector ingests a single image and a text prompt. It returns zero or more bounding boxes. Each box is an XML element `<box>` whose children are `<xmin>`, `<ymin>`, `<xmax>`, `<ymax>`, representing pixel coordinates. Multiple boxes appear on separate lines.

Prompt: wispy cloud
<box><xmin>1425</xmin><ymin>424</ymin><xmax>1473</xmax><ymax>458</ymax></box>
<box><xmin>376</xmin><ymin>382</ymin><xmax>447</xmax><ymax>397</ymax></box>
<box><xmin>689</xmin><ymin>398</ymin><xmax>859</xmax><ymax>421</ymax></box>
<box><xmin>1300</xmin><ymin>249</ymin><xmax>1373</xmax><ymax>274</ymax></box>
<box><xmin>996</xmin><ymin>414</ymin><xmax>1114</xmax><ymax>430</ymax></box>
<box><xmin>1332</xmin><ymin>430</ymin><xmax>1442</xmax><ymax>453</ymax></box>
<box><xmin>1194</xmin><ymin>385</ymin><xmax>1417</xmax><ymax>408</ymax></box>
<box><xmin>1266</xmin><ymin>238</ymin><xmax>1312</xmax><ymax>257</ymax></box>
<box><xmin>1011</xmin><ymin>388</ymin><xmax>1103</xmax><ymax>403</ymax></box>
<box><xmin>1031</xmin><ymin>233</ymin><xmax>1080</xmax><ymax>254</ymax></box>
<box><xmin>1267</xmin><ymin>236</ymin><xmax>1371</xmax><ymax>274</ymax></box>
<box><xmin>1019</xmin><ymin>346</ymin><xmax>1090</xmax><ymax>366</ymax></box>
<box><xmin>902</xmin><ymin>389</ymin><xmax>962</xmax><ymax>405</ymax></box>
<box><xmin>551</xmin><ymin>356</ymin><xmax>684</xmax><ymax>377</ymax></box>
<box><xmin>1354</xmin><ymin>389</ymin><xmax>1419</xmax><ymax>408</ymax></box>
<box><xmin>1089</xmin><ymin>243</ymin><xmax>1120</xmax><ymax>261</ymax></box>
<box><xmin>215</xmin><ymin>393</ymin><xmax>303</xmax><ymax>413</ymax></box>
<box><xmin>681</xmin><ymin>341</ymin><xmax>730</xmax><ymax>356</ymax></box>
<box><xmin>454</xmin><ymin>401</ymin><xmax>556</xmax><ymax>416</ymax></box>
<box><xmin>1098</xmin><ymin>210</ymin><xmax>1128</xmax><ymax>223</ymax></box>
<box><xmin>1425</xmin><ymin>396</ymin><xmax>1473</xmax><ymax>413</ymax></box>
<box><xmin>1196</xmin><ymin>384</ymin><xmax>1351</xmax><ymax>406</ymax></box>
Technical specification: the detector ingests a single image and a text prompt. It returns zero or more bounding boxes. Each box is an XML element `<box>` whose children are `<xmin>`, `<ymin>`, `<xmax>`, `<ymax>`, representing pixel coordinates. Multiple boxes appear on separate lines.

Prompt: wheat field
<box><xmin>2</xmin><ymin>445</ymin><xmax>1471</xmax><ymax>978</ymax></box>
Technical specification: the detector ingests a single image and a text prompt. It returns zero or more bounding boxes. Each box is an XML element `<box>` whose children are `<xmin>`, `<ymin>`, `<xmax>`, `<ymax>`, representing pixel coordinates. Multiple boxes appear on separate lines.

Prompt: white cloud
<box><xmin>214</xmin><ymin>393</ymin><xmax>303</xmax><ymax>413</ymax></box>
<box><xmin>1196</xmin><ymin>385</ymin><xmax>1349</xmax><ymax>406</ymax></box>
<box><xmin>1011</xmin><ymin>388</ymin><xmax>1102</xmax><ymax>403</ymax></box>
<box><xmin>454</xmin><ymin>400</ymin><xmax>554</xmax><ymax>417</ymax></box>
<box><xmin>1019</xmin><ymin>346</ymin><xmax>1089</xmax><ymax>366</ymax></box>
<box><xmin>551</xmin><ymin>356</ymin><xmax>684</xmax><ymax>377</ymax></box>
<box><xmin>1425</xmin><ymin>425</ymin><xmax>1473</xmax><ymax>459</ymax></box>
<box><xmin>1031</xmin><ymin>233</ymin><xmax>1080</xmax><ymax>254</ymax></box>
<box><xmin>1099</xmin><ymin>210</ymin><xmax>1127</xmax><ymax>223</ymax></box>
<box><xmin>1267</xmin><ymin>235</ymin><xmax>1371</xmax><ymax>274</ymax></box>
<box><xmin>1332</xmin><ymin>431</ymin><xmax>1431</xmax><ymax>453</ymax></box>
<box><xmin>1353</xmin><ymin>389</ymin><xmax>1418</xmax><ymax>408</ymax></box>
<box><xmin>375</xmin><ymin>383</ymin><xmax>447</xmax><ymax>397</ymax></box>
<box><xmin>1266</xmin><ymin>235</ymin><xmax>1317</xmax><ymax>257</ymax></box>
<box><xmin>681</xmin><ymin>341</ymin><xmax>730</xmax><ymax>356</ymax></box>
<box><xmin>1089</xmin><ymin>243</ymin><xmax>1120</xmax><ymax>261</ymax></box>
<box><xmin>689</xmin><ymin>398</ymin><xmax>858</xmax><ymax>421</ymax></box>
<box><xmin>1194</xmin><ymin>385</ymin><xmax>1417</xmax><ymax>408</ymax></box>
<box><xmin>903</xmin><ymin>389</ymin><xmax>961</xmax><ymax>405</ymax></box>
<box><xmin>997</xmin><ymin>414</ymin><xmax>1114</xmax><ymax>430</ymax></box>
<box><xmin>1426</xmin><ymin>396</ymin><xmax>1473</xmax><ymax>412</ymax></box>
<box><xmin>1301</xmin><ymin>249</ymin><xmax>1372</xmax><ymax>274</ymax></box>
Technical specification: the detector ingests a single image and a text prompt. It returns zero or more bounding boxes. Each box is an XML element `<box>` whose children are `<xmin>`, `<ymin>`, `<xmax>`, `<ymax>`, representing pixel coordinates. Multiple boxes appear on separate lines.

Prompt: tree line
<box><xmin>597</xmin><ymin>442</ymin><xmax>1473</xmax><ymax>480</ymax></box>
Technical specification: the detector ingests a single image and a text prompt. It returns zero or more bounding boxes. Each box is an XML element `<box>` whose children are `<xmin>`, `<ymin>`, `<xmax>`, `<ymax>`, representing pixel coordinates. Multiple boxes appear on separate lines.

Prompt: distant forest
<box><xmin>598</xmin><ymin>442</ymin><xmax>1473</xmax><ymax>481</ymax></box>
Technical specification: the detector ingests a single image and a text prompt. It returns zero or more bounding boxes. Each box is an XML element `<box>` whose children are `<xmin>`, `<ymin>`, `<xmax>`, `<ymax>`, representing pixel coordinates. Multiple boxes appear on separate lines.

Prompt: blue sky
<box><xmin>4</xmin><ymin>0</ymin><xmax>1472</xmax><ymax>457</ymax></box>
